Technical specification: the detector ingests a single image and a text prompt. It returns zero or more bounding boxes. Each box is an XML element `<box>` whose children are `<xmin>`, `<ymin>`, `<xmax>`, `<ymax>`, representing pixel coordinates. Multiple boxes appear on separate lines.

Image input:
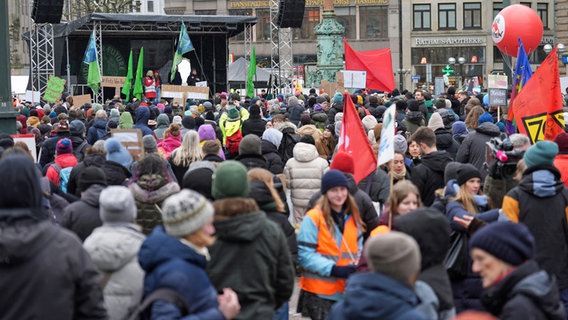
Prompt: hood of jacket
<box><xmin>482</xmin><ymin>260</ymin><xmax>564</xmax><ymax>319</ymax></box>
<box><xmin>421</xmin><ymin>150</ymin><xmax>453</xmax><ymax>174</ymax></box>
<box><xmin>292</xmin><ymin>142</ymin><xmax>319</xmax><ymax>162</ymax></box>
<box><xmin>518</xmin><ymin>165</ymin><xmax>564</xmax><ymax>198</ymax></box>
<box><xmin>83</xmin><ymin>153</ymin><xmax>106</xmax><ymax>167</ymax></box>
<box><xmin>249</xmin><ymin>180</ymin><xmax>275</xmax><ymax>207</ymax></box>
<box><xmin>198</xmin><ymin>124</ymin><xmax>216</xmax><ymax>141</ymax></box>
<box><xmin>130</xmin><ymin>175</ymin><xmax>180</xmax><ymax>203</ymax></box>
<box><xmin>81</xmin><ymin>184</ymin><xmax>105</xmax><ymax>207</ymax></box>
<box><xmin>135</xmin><ymin>106</ymin><xmax>150</xmax><ymax>125</ymax></box>
<box><xmin>435</xmin><ymin>128</ymin><xmax>455</xmax><ymax>149</ymax></box>
<box><xmin>261</xmin><ymin>139</ymin><xmax>278</xmax><ymax>155</ymax></box>
<box><xmin>156</xmin><ymin>114</ymin><xmax>170</xmax><ymax>127</ymax></box>
<box><xmin>119</xmin><ymin>112</ymin><xmax>134</xmax><ymax>129</ymax></box>
<box><xmin>475</xmin><ymin>122</ymin><xmax>501</xmax><ymax>137</ymax></box>
<box><xmin>0</xmin><ymin>219</ymin><xmax>57</xmax><ymax>265</ymax></box>
<box><xmin>84</xmin><ymin>224</ymin><xmax>145</xmax><ymax>272</ymax></box>
<box><xmin>405</xmin><ymin>111</ymin><xmax>424</xmax><ymax>124</ymax></box>
<box><xmin>55</xmin><ymin>153</ymin><xmax>78</xmax><ymax>168</ymax></box>
<box><xmin>92</xmin><ymin>118</ymin><xmax>107</xmax><ymax>130</ymax></box>
<box><xmin>213</xmin><ymin>198</ymin><xmax>264</xmax><ymax>242</ymax></box>
<box><xmin>337</xmin><ymin>273</ymin><xmax>419</xmax><ymax>320</ymax></box>
<box><xmin>138</xmin><ymin>225</ymin><xmax>206</xmax><ymax>273</ymax></box>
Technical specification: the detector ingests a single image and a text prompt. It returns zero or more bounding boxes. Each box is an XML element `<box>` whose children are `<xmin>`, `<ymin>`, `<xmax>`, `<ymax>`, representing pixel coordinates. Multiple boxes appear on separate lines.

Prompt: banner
<box><xmin>378</xmin><ymin>105</ymin><xmax>396</xmax><ymax>166</ymax></box>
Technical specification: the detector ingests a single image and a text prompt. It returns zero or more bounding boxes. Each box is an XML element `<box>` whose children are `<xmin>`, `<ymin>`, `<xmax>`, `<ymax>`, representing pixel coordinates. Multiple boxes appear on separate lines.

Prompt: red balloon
<box><xmin>492</xmin><ymin>4</ymin><xmax>543</xmax><ymax>57</ymax></box>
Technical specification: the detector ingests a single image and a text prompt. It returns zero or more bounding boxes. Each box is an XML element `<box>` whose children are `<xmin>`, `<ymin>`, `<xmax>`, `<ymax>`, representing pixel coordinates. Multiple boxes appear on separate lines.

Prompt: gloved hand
<box><xmin>330</xmin><ymin>265</ymin><xmax>356</xmax><ymax>279</ymax></box>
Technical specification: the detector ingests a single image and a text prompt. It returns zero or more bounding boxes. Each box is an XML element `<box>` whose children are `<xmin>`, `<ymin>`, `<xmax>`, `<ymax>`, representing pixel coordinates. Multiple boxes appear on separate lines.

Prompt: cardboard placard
<box><xmin>161</xmin><ymin>85</ymin><xmax>209</xmax><ymax>101</ymax></box>
<box><xmin>11</xmin><ymin>134</ymin><xmax>37</xmax><ymax>163</ymax></box>
<box><xmin>319</xmin><ymin>79</ymin><xmax>344</xmax><ymax>96</ymax></box>
<box><xmin>111</xmin><ymin>129</ymin><xmax>144</xmax><ymax>162</ymax></box>
<box><xmin>43</xmin><ymin>76</ymin><xmax>66</xmax><ymax>103</ymax></box>
<box><xmin>101</xmin><ymin>76</ymin><xmax>126</xmax><ymax>88</ymax></box>
<box><xmin>72</xmin><ymin>94</ymin><xmax>92</xmax><ymax>108</ymax></box>
<box><xmin>488</xmin><ymin>74</ymin><xmax>508</xmax><ymax>89</ymax></box>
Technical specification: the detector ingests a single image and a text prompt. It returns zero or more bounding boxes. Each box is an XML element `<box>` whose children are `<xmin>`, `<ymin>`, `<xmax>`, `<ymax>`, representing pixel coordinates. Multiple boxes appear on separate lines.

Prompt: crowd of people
<box><xmin>1</xmin><ymin>84</ymin><xmax>568</xmax><ymax>320</ymax></box>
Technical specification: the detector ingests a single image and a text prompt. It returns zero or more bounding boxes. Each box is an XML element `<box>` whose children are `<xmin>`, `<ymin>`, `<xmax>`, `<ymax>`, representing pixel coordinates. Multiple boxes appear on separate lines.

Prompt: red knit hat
<box><xmin>330</xmin><ymin>151</ymin><xmax>355</xmax><ymax>175</ymax></box>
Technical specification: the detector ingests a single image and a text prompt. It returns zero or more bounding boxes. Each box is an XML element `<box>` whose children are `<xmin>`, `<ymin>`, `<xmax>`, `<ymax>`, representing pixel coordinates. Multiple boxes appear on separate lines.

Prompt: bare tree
<box><xmin>69</xmin><ymin>0</ymin><xmax>141</xmax><ymax>19</ymax></box>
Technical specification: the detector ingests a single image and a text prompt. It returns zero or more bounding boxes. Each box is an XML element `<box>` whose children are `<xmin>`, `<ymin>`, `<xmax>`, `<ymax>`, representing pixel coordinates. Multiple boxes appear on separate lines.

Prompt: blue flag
<box><xmin>506</xmin><ymin>38</ymin><xmax>533</xmax><ymax>134</ymax></box>
<box><xmin>170</xmin><ymin>22</ymin><xmax>195</xmax><ymax>82</ymax></box>
<box><xmin>83</xmin><ymin>30</ymin><xmax>102</xmax><ymax>93</ymax></box>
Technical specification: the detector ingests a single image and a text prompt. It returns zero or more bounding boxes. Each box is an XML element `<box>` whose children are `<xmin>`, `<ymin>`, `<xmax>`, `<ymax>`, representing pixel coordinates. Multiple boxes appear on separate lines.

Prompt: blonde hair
<box><xmin>386</xmin><ymin>180</ymin><xmax>421</xmax><ymax>216</ymax></box>
<box><xmin>185</xmin><ymin>228</ymin><xmax>216</xmax><ymax>247</ymax></box>
<box><xmin>247</xmin><ymin>168</ymin><xmax>285</xmax><ymax>212</ymax></box>
<box><xmin>171</xmin><ymin>130</ymin><xmax>202</xmax><ymax>167</ymax></box>
<box><xmin>452</xmin><ymin>183</ymin><xmax>492</xmax><ymax>215</ymax></box>
<box><xmin>465</xmin><ymin>106</ymin><xmax>485</xmax><ymax>130</ymax></box>
<box><xmin>315</xmin><ymin>192</ymin><xmax>365</xmax><ymax>237</ymax></box>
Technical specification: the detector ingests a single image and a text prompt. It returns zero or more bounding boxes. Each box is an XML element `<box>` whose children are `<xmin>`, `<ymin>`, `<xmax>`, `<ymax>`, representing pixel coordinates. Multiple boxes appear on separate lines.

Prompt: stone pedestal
<box><xmin>312</xmin><ymin>9</ymin><xmax>345</xmax><ymax>85</ymax></box>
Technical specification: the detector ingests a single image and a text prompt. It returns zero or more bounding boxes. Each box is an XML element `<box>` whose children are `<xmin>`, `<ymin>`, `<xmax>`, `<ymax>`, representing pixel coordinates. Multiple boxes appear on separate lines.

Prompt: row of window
<box><xmin>414</xmin><ymin>2</ymin><xmax>549</xmax><ymax>31</ymax></box>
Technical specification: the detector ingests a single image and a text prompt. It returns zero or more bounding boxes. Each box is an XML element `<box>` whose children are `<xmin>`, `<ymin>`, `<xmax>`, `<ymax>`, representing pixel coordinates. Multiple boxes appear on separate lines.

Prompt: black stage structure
<box><xmin>26</xmin><ymin>13</ymin><xmax>257</xmax><ymax>100</ymax></box>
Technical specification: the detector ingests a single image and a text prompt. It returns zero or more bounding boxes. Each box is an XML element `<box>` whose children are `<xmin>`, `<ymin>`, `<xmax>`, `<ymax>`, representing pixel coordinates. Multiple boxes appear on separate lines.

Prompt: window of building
<box><xmin>360</xmin><ymin>6</ymin><xmax>388</xmax><ymax>39</ymax></box>
<box><xmin>255</xmin><ymin>9</ymin><xmax>271</xmax><ymax>41</ymax></box>
<box><xmin>295</xmin><ymin>7</ymin><xmax>319</xmax><ymax>40</ymax></box>
<box><xmin>229</xmin><ymin>9</ymin><xmax>252</xmax><ymax>41</ymax></box>
<box><xmin>438</xmin><ymin>3</ymin><xmax>456</xmax><ymax>30</ymax></box>
<box><xmin>463</xmin><ymin>3</ymin><xmax>481</xmax><ymax>29</ymax></box>
<box><xmin>493</xmin><ymin>2</ymin><xmax>504</xmax><ymax>18</ymax></box>
<box><xmin>520</xmin><ymin>2</ymin><xmax>531</xmax><ymax>7</ymax></box>
<box><xmin>537</xmin><ymin>3</ymin><xmax>548</xmax><ymax>29</ymax></box>
<box><xmin>147</xmin><ymin>1</ymin><xmax>154</xmax><ymax>12</ymax></box>
<box><xmin>413</xmin><ymin>4</ymin><xmax>431</xmax><ymax>30</ymax></box>
<box><xmin>195</xmin><ymin>10</ymin><xmax>216</xmax><ymax>15</ymax></box>
<box><xmin>335</xmin><ymin>7</ymin><xmax>356</xmax><ymax>39</ymax></box>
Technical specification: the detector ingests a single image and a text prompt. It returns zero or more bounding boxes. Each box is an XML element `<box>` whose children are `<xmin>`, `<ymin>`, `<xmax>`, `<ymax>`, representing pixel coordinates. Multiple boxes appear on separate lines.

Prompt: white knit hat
<box><xmin>161</xmin><ymin>189</ymin><xmax>214</xmax><ymax>237</ymax></box>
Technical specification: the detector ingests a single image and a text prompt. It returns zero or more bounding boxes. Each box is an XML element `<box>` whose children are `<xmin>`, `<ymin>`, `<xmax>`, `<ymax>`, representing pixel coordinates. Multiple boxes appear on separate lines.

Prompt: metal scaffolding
<box><xmin>268</xmin><ymin>0</ymin><xmax>294</xmax><ymax>95</ymax></box>
<box><xmin>93</xmin><ymin>22</ymin><xmax>103</xmax><ymax>104</ymax></box>
<box><xmin>279</xmin><ymin>28</ymin><xmax>293</xmax><ymax>95</ymax></box>
<box><xmin>30</xmin><ymin>23</ymin><xmax>55</xmax><ymax>95</ymax></box>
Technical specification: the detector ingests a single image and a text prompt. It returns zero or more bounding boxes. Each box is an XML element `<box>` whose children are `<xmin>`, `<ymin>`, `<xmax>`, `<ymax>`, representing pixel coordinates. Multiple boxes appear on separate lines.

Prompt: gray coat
<box><xmin>456</xmin><ymin>122</ymin><xmax>501</xmax><ymax>181</ymax></box>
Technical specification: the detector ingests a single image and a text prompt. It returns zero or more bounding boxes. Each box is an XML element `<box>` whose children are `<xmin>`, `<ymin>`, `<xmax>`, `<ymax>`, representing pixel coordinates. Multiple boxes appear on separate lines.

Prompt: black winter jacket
<box><xmin>434</xmin><ymin>128</ymin><xmax>459</xmax><ymax>160</ymax></box>
<box><xmin>67</xmin><ymin>153</ymin><xmax>131</xmax><ymax>197</ymax></box>
<box><xmin>235</xmin><ymin>153</ymin><xmax>269</xmax><ymax>171</ymax></box>
<box><xmin>357</xmin><ymin>168</ymin><xmax>391</xmax><ymax>205</ymax></box>
<box><xmin>411</xmin><ymin>150</ymin><xmax>454</xmax><ymax>206</ymax></box>
<box><xmin>60</xmin><ymin>184</ymin><xmax>105</xmax><ymax>241</ymax></box>
<box><xmin>261</xmin><ymin>139</ymin><xmax>284</xmax><ymax>174</ymax></box>
<box><xmin>242</xmin><ymin>116</ymin><xmax>267</xmax><ymax>137</ymax></box>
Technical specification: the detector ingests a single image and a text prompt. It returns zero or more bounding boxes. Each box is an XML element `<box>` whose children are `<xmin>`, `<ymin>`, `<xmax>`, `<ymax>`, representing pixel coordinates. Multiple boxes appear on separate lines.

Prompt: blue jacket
<box><xmin>329</xmin><ymin>273</ymin><xmax>427</xmax><ymax>320</ymax></box>
<box><xmin>138</xmin><ymin>226</ymin><xmax>224</xmax><ymax>320</ymax></box>
<box><xmin>86</xmin><ymin>119</ymin><xmax>108</xmax><ymax>144</ymax></box>
<box><xmin>133</xmin><ymin>107</ymin><xmax>154</xmax><ymax>136</ymax></box>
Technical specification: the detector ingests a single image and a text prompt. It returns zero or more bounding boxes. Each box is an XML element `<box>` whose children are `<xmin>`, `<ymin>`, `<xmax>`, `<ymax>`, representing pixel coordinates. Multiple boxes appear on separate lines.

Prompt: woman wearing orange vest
<box><xmin>297</xmin><ymin>169</ymin><xmax>365</xmax><ymax>320</ymax></box>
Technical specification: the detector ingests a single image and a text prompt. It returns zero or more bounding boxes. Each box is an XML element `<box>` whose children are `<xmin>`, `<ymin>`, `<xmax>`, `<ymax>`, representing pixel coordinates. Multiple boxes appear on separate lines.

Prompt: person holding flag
<box><xmin>170</xmin><ymin>21</ymin><xmax>195</xmax><ymax>83</ymax></box>
<box><xmin>83</xmin><ymin>30</ymin><xmax>102</xmax><ymax>94</ymax></box>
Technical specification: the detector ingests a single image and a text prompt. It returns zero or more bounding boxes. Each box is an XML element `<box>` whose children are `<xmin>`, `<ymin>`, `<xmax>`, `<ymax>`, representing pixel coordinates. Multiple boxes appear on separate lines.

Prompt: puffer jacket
<box><xmin>410</xmin><ymin>150</ymin><xmax>454</xmax><ymax>206</ymax></box>
<box><xmin>456</xmin><ymin>122</ymin><xmax>501</xmax><ymax>181</ymax></box>
<box><xmin>284</xmin><ymin>142</ymin><xmax>329</xmax><ymax>210</ymax></box>
<box><xmin>434</xmin><ymin>128</ymin><xmax>459</xmax><ymax>160</ymax></box>
<box><xmin>129</xmin><ymin>174</ymin><xmax>180</xmax><ymax>234</ymax></box>
<box><xmin>84</xmin><ymin>224</ymin><xmax>145</xmax><ymax>320</ymax></box>
<box><xmin>261</xmin><ymin>139</ymin><xmax>284</xmax><ymax>174</ymax></box>
<box><xmin>207</xmin><ymin>198</ymin><xmax>295</xmax><ymax>320</ymax></box>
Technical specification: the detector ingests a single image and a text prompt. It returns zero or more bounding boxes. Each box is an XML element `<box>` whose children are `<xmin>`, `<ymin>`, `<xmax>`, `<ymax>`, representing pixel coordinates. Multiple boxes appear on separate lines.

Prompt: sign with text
<box><xmin>488</xmin><ymin>88</ymin><xmax>507</xmax><ymax>107</ymax></box>
<box><xmin>101</xmin><ymin>76</ymin><xmax>126</xmax><ymax>88</ymax></box>
<box><xmin>73</xmin><ymin>94</ymin><xmax>92</xmax><ymax>108</ymax></box>
<box><xmin>341</xmin><ymin>70</ymin><xmax>367</xmax><ymax>88</ymax></box>
<box><xmin>161</xmin><ymin>85</ymin><xmax>209</xmax><ymax>101</ymax></box>
<box><xmin>43</xmin><ymin>76</ymin><xmax>66</xmax><ymax>103</ymax></box>
<box><xmin>488</xmin><ymin>74</ymin><xmax>508</xmax><ymax>89</ymax></box>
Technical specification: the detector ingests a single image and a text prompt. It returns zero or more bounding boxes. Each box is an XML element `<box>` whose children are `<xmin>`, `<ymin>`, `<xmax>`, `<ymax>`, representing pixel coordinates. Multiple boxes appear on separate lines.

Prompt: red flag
<box><xmin>510</xmin><ymin>47</ymin><xmax>565</xmax><ymax>144</ymax></box>
<box><xmin>344</xmin><ymin>39</ymin><xmax>395</xmax><ymax>92</ymax></box>
<box><xmin>337</xmin><ymin>92</ymin><xmax>377</xmax><ymax>183</ymax></box>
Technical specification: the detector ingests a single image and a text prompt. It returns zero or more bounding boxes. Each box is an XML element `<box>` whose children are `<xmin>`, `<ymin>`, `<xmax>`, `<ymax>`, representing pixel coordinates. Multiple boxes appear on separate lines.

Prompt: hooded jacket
<box><xmin>284</xmin><ymin>142</ymin><xmax>329</xmax><ymax>209</ymax></box>
<box><xmin>242</xmin><ymin>114</ymin><xmax>267</xmax><ymax>137</ymax></box>
<box><xmin>153</xmin><ymin>114</ymin><xmax>170</xmax><ymax>140</ymax></box>
<box><xmin>287</xmin><ymin>97</ymin><xmax>306</xmax><ymax>126</ymax></box>
<box><xmin>207</xmin><ymin>198</ymin><xmax>295</xmax><ymax>320</ymax></box>
<box><xmin>133</xmin><ymin>107</ymin><xmax>154</xmax><ymax>136</ymax></box>
<box><xmin>261</xmin><ymin>139</ymin><xmax>284</xmax><ymax>174</ymax></box>
<box><xmin>60</xmin><ymin>184</ymin><xmax>105</xmax><ymax>242</ymax></box>
<box><xmin>67</xmin><ymin>153</ymin><xmax>131</xmax><ymax>197</ymax></box>
<box><xmin>434</xmin><ymin>128</ymin><xmax>460</xmax><ymax>160</ymax></box>
<box><xmin>84</xmin><ymin>224</ymin><xmax>145</xmax><ymax>320</ymax></box>
<box><xmin>119</xmin><ymin>111</ymin><xmax>134</xmax><ymax>129</ymax></box>
<box><xmin>502</xmin><ymin>165</ymin><xmax>568</xmax><ymax>289</ymax></box>
<box><xmin>401</xmin><ymin>111</ymin><xmax>426</xmax><ymax>134</ymax></box>
<box><xmin>138</xmin><ymin>226</ymin><xmax>225</xmax><ymax>320</ymax></box>
<box><xmin>481</xmin><ymin>260</ymin><xmax>565</xmax><ymax>320</ymax></box>
<box><xmin>329</xmin><ymin>273</ymin><xmax>426</xmax><ymax>320</ymax></box>
<box><xmin>45</xmin><ymin>153</ymin><xmax>78</xmax><ymax>187</ymax></box>
<box><xmin>86</xmin><ymin>118</ymin><xmax>108</xmax><ymax>144</ymax></box>
<box><xmin>456</xmin><ymin>122</ymin><xmax>501</xmax><ymax>181</ymax></box>
<box><xmin>410</xmin><ymin>150</ymin><xmax>454</xmax><ymax>206</ymax></box>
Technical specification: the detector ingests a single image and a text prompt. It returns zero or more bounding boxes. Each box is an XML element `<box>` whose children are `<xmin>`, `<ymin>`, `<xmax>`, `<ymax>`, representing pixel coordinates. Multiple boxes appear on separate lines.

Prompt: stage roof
<box><xmin>24</xmin><ymin>13</ymin><xmax>257</xmax><ymax>39</ymax></box>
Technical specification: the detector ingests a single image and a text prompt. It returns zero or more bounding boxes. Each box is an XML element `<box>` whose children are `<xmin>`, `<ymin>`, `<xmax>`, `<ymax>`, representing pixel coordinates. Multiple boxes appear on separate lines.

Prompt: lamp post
<box><xmin>448</xmin><ymin>56</ymin><xmax>466</xmax><ymax>87</ymax></box>
<box><xmin>396</xmin><ymin>68</ymin><xmax>411</xmax><ymax>91</ymax></box>
<box><xmin>543</xmin><ymin>43</ymin><xmax>567</xmax><ymax>76</ymax></box>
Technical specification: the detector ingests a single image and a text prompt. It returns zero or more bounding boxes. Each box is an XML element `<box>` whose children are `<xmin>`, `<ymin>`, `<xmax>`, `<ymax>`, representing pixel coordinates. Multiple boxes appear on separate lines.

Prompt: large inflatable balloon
<box><xmin>492</xmin><ymin>4</ymin><xmax>543</xmax><ymax>57</ymax></box>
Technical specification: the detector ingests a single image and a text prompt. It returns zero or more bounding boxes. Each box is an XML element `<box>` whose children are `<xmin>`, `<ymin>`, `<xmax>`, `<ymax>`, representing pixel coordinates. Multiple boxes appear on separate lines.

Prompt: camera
<box><xmin>484</xmin><ymin>137</ymin><xmax>525</xmax><ymax>180</ymax></box>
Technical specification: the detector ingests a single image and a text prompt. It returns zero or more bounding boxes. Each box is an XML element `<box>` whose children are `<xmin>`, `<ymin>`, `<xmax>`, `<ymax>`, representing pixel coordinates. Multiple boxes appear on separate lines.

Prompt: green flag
<box><xmin>246</xmin><ymin>45</ymin><xmax>256</xmax><ymax>98</ymax></box>
<box><xmin>83</xmin><ymin>30</ymin><xmax>102</xmax><ymax>93</ymax></box>
<box><xmin>170</xmin><ymin>22</ymin><xmax>195</xmax><ymax>82</ymax></box>
<box><xmin>121</xmin><ymin>49</ymin><xmax>133</xmax><ymax>101</ymax></box>
<box><xmin>133</xmin><ymin>47</ymin><xmax>144</xmax><ymax>100</ymax></box>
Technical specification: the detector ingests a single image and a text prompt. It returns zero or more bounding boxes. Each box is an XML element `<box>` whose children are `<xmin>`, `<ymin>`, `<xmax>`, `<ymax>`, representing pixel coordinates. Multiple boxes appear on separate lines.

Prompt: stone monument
<box><xmin>311</xmin><ymin>0</ymin><xmax>345</xmax><ymax>86</ymax></box>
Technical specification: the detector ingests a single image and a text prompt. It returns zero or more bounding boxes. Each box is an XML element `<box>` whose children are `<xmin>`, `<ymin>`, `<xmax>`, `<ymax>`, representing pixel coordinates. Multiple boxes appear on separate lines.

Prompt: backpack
<box><xmin>51</xmin><ymin>163</ymin><xmax>73</xmax><ymax>193</ymax></box>
<box><xmin>224</xmin><ymin>119</ymin><xmax>243</xmax><ymax>154</ymax></box>
<box><xmin>124</xmin><ymin>288</ymin><xmax>189</xmax><ymax>320</ymax></box>
<box><xmin>73</xmin><ymin>140</ymin><xmax>88</xmax><ymax>161</ymax></box>
<box><xmin>278</xmin><ymin>129</ymin><xmax>300</xmax><ymax>163</ymax></box>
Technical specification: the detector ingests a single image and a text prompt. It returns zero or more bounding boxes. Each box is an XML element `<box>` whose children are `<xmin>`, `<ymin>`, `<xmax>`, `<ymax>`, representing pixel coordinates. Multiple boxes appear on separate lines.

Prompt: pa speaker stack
<box><xmin>277</xmin><ymin>0</ymin><xmax>306</xmax><ymax>29</ymax></box>
<box><xmin>32</xmin><ymin>0</ymin><xmax>64</xmax><ymax>24</ymax></box>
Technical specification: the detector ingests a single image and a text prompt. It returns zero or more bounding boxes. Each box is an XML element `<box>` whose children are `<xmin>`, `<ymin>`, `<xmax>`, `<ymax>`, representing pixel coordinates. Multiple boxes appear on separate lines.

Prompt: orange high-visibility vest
<box><xmin>299</xmin><ymin>207</ymin><xmax>359</xmax><ymax>296</ymax></box>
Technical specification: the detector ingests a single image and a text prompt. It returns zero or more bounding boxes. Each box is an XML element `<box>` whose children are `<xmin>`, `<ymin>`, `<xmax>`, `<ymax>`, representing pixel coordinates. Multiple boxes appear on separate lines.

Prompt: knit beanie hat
<box><xmin>321</xmin><ymin>169</ymin><xmax>349</xmax><ymax>194</ymax></box>
<box><xmin>457</xmin><ymin>163</ymin><xmax>481</xmax><ymax>186</ymax></box>
<box><xmin>182</xmin><ymin>166</ymin><xmax>215</xmax><ymax>200</ymax></box>
<box><xmin>69</xmin><ymin>120</ymin><xmax>86</xmax><ymax>136</ymax></box>
<box><xmin>330</xmin><ymin>152</ymin><xmax>354</xmax><ymax>175</ymax></box>
<box><xmin>470</xmin><ymin>222</ymin><xmax>534</xmax><ymax>266</ymax></box>
<box><xmin>77</xmin><ymin>166</ymin><xmax>107</xmax><ymax>192</ymax></box>
<box><xmin>478</xmin><ymin>112</ymin><xmax>494</xmax><ymax>125</ymax></box>
<box><xmin>496</xmin><ymin>122</ymin><xmax>506</xmax><ymax>133</ymax></box>
<box><xmin>393</xmin><ymin>134</ymin><xmax>408</xmax><ymax>154</ymax></box>
<box><xmin>428</xmin><ymin>112</ymin><xmax>444</xmax><ymax>131</ymax></box>
<box><xmin>228</xmin><ymin>106</ymin><xmax>240</xmax><ymax>119</ymax></box>
<box><xmin>333</xmin><ymin>92</ymin><xmax>343</xmax><ymax>103</ymax></box>
<box><xmin>212</xmin><ymin>160</ymin><xmax>250</xmax><ymax>199</ymax></box>
<box><xmin>365</xmin><ymin>231</ymin><xmax>421</xmax><ymax>284</ymax></box>
<box><xmin>239</xmin><ymin>134</ymin><xmax>262</xmax><ymax>156</ymax></box>
<box><xmin>262</xmin><ymin>128</ymin><xmax>283</xmax><ymax>149</ymax></box>
<box><xmin>362</xmin><ymin>115</ymin><xmax>378</xmax><ymax>132</ymax></box>
<box><xmin>56</xmin><ymin>138</ymin><xmax>73</xmax><ymax>155</ymax></box>
<box><xmin>173</xmin><ymin>115</ymin><xmax>182</xmax><ymax>125</ymax></box>
<box><xmin>524</xmin><ymin>140</ymin><xmax>559</xmax><ymax>168</ymax></box>
<box><xmin>249</xmin><ymin>105</ymin><xmax>261</xmax><ymax>116</ymax></box>
<box><xmin>554</xmin><ymin>132</ymin><xmax>568</xmax><ymax>154</ymax></box>
<box><xmin>161</xmin><ymin>189</ymin><xmax>214</xmax><ymax>237</ymax></box>
<box><xmin>182</xmin><ymin>116</ymin><xmax>195</xmax><ymax>130</ymax></box>
<box><xmin>203</xmin><ymin>101</ymin><xmax>213</xmax><ymax>110</ymax></box>
<box><xmin>143</xmin><ymin>135</ymin><xmax>158</xmax><ymax>153</ymax></box>
<box><xmin>104</xmin><ymin>138</ymin><xmax>133</xmax><ymax>168</ymax></box>
<box><xmin>408</xmin><ymin>101</ymin><xmax>420</xmax><ymax>112</ymax></box>
<box><xmin>0</xmin><ymin>133</ymin><xmax>14</xmax><ymax>149</ymax></box>
<box><xmin>313</xmin><ymin>104</ymin><xmax>324</xmax><ymax>112</ymax></box>
<box><xmin>444</xmin><ymin>161</ymin><xmax>463</xmax><ymax>184</ymax></box>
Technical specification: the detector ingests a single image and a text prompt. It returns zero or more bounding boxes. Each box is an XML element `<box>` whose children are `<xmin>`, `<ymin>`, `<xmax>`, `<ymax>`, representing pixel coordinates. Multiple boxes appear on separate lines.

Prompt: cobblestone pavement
<box><xmin>289</xmin><ymin>278</ymin><xmax>310</xmax><ymax>320</ymax></box>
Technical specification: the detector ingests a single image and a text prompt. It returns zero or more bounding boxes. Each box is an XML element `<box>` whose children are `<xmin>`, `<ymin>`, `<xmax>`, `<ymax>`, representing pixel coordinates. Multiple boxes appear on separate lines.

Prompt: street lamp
<box><xmin>448</xmin><ymin>56</ymin><xmax>466</xmax><ymax>87</ymax></box>
<box><xmin>543</xmin><ymin>43</ymin><xmax>567</xmax><ymax>76</ymax></box>
<box><xmin>396</xmin><ymin>68</ymin><xmax>411</xmax><ymax>91</ymax></box>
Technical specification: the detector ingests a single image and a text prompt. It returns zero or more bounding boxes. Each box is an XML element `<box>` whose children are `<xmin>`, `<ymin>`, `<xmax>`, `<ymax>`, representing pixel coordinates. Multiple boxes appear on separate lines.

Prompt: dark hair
<box><xmin>300</xmin><ymin>135</ymin><xmax>315</xmax><ymax>145</ymax></box>
<box><xmin>411</xmin><ymin>127</ymin><xmax>436</xmax><ymax>148</ymax></box>
<box><xmin>137</xmin><ymin>154</ymin><xmax>167</xmax><ymax>177</ymax></box>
